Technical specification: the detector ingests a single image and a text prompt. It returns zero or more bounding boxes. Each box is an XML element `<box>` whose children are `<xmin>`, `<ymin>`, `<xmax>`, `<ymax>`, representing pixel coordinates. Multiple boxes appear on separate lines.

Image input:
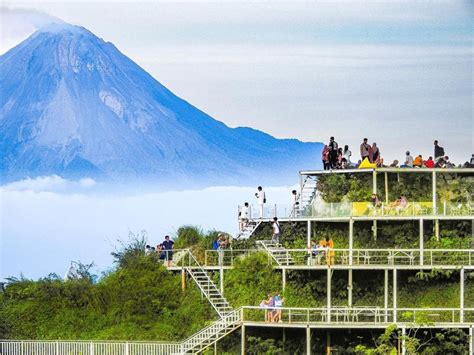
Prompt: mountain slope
<box><xmin>0</xmin><ymin>23</ymin><xmax>322</xmax><ymax>186</ymax></box>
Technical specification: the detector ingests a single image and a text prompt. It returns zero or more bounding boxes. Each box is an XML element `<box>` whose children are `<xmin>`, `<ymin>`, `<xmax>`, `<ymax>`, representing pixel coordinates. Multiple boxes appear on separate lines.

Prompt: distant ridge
<box><xmin>0</xmin><ymin>23</ymin><xmax>322</xmax><ymax>186</ymax></box>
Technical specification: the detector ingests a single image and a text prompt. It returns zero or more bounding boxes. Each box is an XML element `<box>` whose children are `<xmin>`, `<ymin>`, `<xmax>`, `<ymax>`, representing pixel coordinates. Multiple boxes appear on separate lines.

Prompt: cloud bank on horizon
<box><xmin>1</xmin><ymin>2</ymin><xmax>472</xmax><ymax>164</ymax></box>
<box><xmin>0</xmin><ymin>178</ymin><xmax>296</xmax><ymax>279</ymax></box>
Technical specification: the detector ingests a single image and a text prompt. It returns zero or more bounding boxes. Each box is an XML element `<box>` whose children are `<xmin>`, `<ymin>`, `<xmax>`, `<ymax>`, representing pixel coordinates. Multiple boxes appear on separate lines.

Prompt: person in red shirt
<box><xmin>424</xmin><ymin>156</ymin><xmax>435</xmax><ymax>168</ymax></box>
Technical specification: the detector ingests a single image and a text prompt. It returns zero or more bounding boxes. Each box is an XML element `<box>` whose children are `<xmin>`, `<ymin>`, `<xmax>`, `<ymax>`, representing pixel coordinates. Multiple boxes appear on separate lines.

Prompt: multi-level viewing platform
<box><xmin>2</xmin><ymin>167</ymin><xmax>473</xmax><ymax>354</ymax></box>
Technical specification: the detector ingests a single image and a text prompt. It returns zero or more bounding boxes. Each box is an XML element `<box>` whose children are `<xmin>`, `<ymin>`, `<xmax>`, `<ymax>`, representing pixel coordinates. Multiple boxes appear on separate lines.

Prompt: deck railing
<box><xmin>241</xmin><ymin>306</ymin><xmax>474</xmax><ymax>325</ymax></box>
<box><xmin>241</xmin><ymin>201</ymin><xmax>473</xmax><ymax>219</ymax></box>
<box><xmin>204</xmin><ymin>248</ymin><xmax>474</xmax><ymax>267</ymax></box>
<box><xmin>0</xmin><ymin>340</ymin><xmax>181</xmax><ymax>355</ymax></box>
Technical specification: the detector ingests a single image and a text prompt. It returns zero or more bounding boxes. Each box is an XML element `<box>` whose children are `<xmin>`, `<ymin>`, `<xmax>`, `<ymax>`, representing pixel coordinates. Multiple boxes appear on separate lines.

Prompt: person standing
<box><xmin>239</xmin><ymin>202</ymin><xmax>250</xmax><ymax>231</ymax></box>
<box><xmin>271</xmin><ymin>217</ymin><xmax>281</xmax><ymax>244</ymax></box>
<box><xmin>328</xmin><ymin>137</ymin><xmax>338</xmax><ymax>169</ymax></box>
<box><xmin>360</xmin><ymin>138</ymin><xmax>370</xmax><ymax>161</ymax></box>
<box><xmin>291</xmin><ymin>190</ymin><xmax>299</xmax><ymax>216</ymax></box>
<box><xmin>255</xmin><ymin>186</ymin><xmax>266</xmax><ymax>218</ymax></box>
<box><xmin>343</xmin><ymin>145</ymin><xmax>352</xmax><ymax>166</ymax></box>
<box><xmin>434</xmin><ymin>140</ymin><xmax>445</xmax><ymax>164</ymax></box>
<box><xmin>161</xmin><ymin>235</ymin><xmax>174</xmax><ymax>267</ymax></box>
<box><xmin>322</xmin><ymin>145</ymin><xmax>330</xmax><ymax>170</ymax></box>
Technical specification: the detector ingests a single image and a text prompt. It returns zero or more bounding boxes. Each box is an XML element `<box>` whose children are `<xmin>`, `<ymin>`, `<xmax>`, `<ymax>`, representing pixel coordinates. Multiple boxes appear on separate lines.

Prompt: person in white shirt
<box><xmin>401</xmin><ymin>151</ymin><xmax>414</xmax><ymax>168</ymax></box>
<box><xmin>291</xmin><ymin>190</ymin><xmax>299</xmax><ymax>216</ymax></box>
<box><xmin>255</xmin><ymin>186</ymin><xmax>266</xmax><ymax>218</ymax></box>
<box><xmin>239</xmin><ymin>202</ymin><xmax>250</xmax><ymax>231</ymax></box>
<box><xmin>271</xmin><ymin>217</ymin><xmax>280</xmax><ymax>244</ymax></box>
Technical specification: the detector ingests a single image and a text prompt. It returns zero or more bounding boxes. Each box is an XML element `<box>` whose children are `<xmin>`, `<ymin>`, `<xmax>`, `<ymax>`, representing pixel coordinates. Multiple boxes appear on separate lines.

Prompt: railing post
<box><xmin>55</xmin><ymin>341</ymin><xmax>59</xmax><ymax>355</ymax></box>
<box><xmin>90</xmin><ymin>341</ymin><xmax>94</xmax><ymax>355</ymax></box>
<box><xmin>125</xmin><ymin>342</ymin><xmax>129</xmax><ymax>355</ymax></box>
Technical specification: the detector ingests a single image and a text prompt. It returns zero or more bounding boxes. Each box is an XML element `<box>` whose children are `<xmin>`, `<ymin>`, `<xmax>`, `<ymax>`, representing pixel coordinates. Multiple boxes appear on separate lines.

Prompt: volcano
<box><xmin>0</xmin><ymin>23</ymin><xmax>322</xmax><ymax>186</ymax></box>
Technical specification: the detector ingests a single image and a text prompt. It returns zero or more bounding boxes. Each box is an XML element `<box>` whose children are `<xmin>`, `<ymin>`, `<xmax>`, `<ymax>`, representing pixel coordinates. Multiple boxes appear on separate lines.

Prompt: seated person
<box><xmin>389</xmin><ymin>159</ymin><xmax>399</xmax><ymax>167</ymax></box>
<box><xmin>394</xmin><ymin>196</ymin><xmax>408</xmax><ymax>214</ymax></box>
<box><xmin>413</xmin><ymin>155</ymin><xmax>423</xmax><ymax>167</ymax></box>
<box><xmin>424</xmin><ymin>156</ymin><xmax>435</xmax><ymax>168</ymax></box>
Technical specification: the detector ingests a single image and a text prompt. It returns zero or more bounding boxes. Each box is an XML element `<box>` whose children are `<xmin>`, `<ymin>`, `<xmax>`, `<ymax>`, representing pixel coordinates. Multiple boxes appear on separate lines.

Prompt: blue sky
<box><xmin>1</xmin><ymin>1</ymin><xmax>472</xmax><ymax>163</ymax></box>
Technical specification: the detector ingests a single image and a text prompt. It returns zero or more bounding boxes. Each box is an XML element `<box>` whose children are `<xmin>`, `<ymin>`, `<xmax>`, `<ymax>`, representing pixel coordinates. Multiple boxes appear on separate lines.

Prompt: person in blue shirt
<box><xmin>162</xmin><ymin>235</ymin><xmax>174</xmax><ymax>267</ymax></box>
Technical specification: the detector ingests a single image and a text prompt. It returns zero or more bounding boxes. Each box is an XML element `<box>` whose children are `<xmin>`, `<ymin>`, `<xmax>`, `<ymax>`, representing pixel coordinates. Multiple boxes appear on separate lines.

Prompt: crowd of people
<box><xmin>259</xmin><ymin>292</ymin><xmax>285</xmax><ymax>322</ymax></box>
<box><xmin>322</xmin><ymin>138</ymin><xmax>473</xmax><ymax>170</ymax></box>
<box><xmin>145</xmin><ymin>235</ymin><xmax>174</xmax><ymax>267</ymax></box>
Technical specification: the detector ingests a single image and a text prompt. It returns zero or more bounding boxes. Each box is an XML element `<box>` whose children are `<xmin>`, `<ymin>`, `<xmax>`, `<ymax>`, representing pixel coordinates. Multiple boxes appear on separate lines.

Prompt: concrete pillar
<box><xmin>348</xmin><ymin>269</ymin><xmax>353</xmax><ymax>307</ymax></box>
<box><xmin>327</xmin><ymin>268</ymin><xmax>332</xmax><ymax>322</ymax></box>
<box><xmin>384</xmin><ymin>172</ymin><xmax>389</xmax><ymax>203</ymax></box>
<box><xmin>393</xmin><ymin>269</ymin><xmax>397</xmax><ymax>322</ymax></box>
<box><xmin>241</xmin><ymin>325</ymin><xmax>245</xmax><ymax>355</ymax></box>
<box><xmin>460</xmin><ymin>269</ymin><xmax>465</xmax><ymax>323</ymax></box>
<box><xmin>306</xmin><ymin>327</ymin><xmax>311</xmax><ymax>355</ymax></box>
<box><xmin>349</xmin><ymin>218</ymin><xmax>354</xmax><ymax>266</ymax></box>
<box><xmin>307</xmin><ymin>220</ymin><xmax>312</xmax><ymax>247</ymax></box>
<box><xmin>282</xmin><ymin>269</ymin><xmax>286</xmax><ymax>291</ymax></box>
<box><xmin>419</xmin><ymin>219</ymin><xmax>424</xmax><ymax>266</ymax></box>
<box><xmin>384</xmin><ymin>269</ymin><xmax>389</xmax><ymax>323</ymax></box>
<box><xmin>432</xmin><ymin>171</ymin><xmax>437</xmax><ymax>215</ymax></box>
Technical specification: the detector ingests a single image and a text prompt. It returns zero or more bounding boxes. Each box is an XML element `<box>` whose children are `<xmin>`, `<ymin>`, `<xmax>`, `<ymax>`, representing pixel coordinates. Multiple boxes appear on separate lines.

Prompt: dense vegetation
<box><xmin>0</xmin><ymin>233</ymin><xmax>213</xmax><ymax>340</ymax></box>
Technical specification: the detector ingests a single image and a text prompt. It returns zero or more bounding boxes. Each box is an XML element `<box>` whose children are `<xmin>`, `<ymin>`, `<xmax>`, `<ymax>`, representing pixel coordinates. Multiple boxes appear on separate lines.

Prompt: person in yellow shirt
<box><xmin>413</xmin><ymin>155</ymin><xmax>423</xmax><ymax>167</ymax></box>
<box><xmin>325</xmin><ymin>236</ymin><xmax>335</xmax><ymax>266</ymax></box>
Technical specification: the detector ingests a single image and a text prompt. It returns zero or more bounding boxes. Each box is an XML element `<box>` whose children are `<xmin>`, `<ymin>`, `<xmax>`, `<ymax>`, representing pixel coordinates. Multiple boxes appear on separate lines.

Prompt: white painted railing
<box><xmin>240</xmin><ymin>201</ymin><xmax>474</xmax><ymax>219</ymax></box>
<box><xmin>204</xmin><ymin>249</ymin><xmax>474</xmax><ymax>267</ymax></box>
<box><xmin>241</xmin><ymin>306</ymin><xmax>474</xmax><ymax>325</ymax></box>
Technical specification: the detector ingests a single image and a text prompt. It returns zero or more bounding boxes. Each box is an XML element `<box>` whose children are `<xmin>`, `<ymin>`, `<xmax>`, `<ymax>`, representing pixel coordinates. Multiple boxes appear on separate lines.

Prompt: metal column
<box><xmin>469</xmin><ymin>326</ymin><xmax>473</xmax><ymax>355</ymax></box>
<box><xmin>327</xmin><ymin>268</ymin><xmax>332</xmax><ymax>321</ymax></box>
<box><xmin>349</xmin><ymin>218</ymin><xmax>353</xmax><ymax>266</ymax></box>
<box><xmin>401</xmin><ymin>326</ymin><xmax>406</xmax><ymax>355</ymax></box>
<box><xmin>348</xmin><ymin>269</ymin><xmax>353</xmax><ymax>307</ymax></box>
<box><xmin>307</xmin><ymin>220</ymin><xmax>312</xmax><ymax>247</ymax></box>
<box><xmin>241</xmin><ymin>325</ymin><xmax>245</xmax><ymax>355</ymax></box>
<box><xmin>384</xmin><ymin>269</ymin><xmax>388</xmax><ymax>323</ymax></box>
<box><xmin>372</xmin><ymin>169</ymin><xmax>377</xmax><ymax>194</ymax></box>
<box><xmin>460</xmin><ymin>268</ymin><xmax>465</xmax><ymax>323</ymax></box>
<box><xmin>419</xmin><ymin>219</ymin><xmax>424</xmax><ymax>266</ymax></box>
<box><xmin>282</xmin><ymin>269</ymin><xmax>286</xmax><ymax>291</ymax></box>
<box><xmin>432</xmin><ymin>171</ymin><xmax>437</xmax><ymax>215</ymax></box>
<box><xmin>306</xmin><ymin>327</ymin><xmax>311</xmax><ymax>355</ymax></box>
<box><xmin>384</xmin><ymin>172</ymin><xmax>389</xmax><ymax>203</ymax></box>
<box><xmin>220</xmin><ymin>267</ymin><xmax>224</xmax><ymax>295</ymax></box>
<box><xmin>393</xmin><ymin>269</ymin><xmax>397</xmax><ymax>322</ymax></box>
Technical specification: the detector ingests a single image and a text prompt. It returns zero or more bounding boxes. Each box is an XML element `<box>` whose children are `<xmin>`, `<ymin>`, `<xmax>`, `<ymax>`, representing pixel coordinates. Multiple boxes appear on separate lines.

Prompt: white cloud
<box><xmin>0</xmin><ymin>6</ymin><xmax>63</xmax><ymax>53</ymax></box>
<box><xmin>0</xmin><ymin>185</ymin><xmax>296</xmax><ymax>279</ymax></box>
<box><xmin>2</xmin><ymin>175</ymin><xmax>96</xmax><ymax>192</ymax></box>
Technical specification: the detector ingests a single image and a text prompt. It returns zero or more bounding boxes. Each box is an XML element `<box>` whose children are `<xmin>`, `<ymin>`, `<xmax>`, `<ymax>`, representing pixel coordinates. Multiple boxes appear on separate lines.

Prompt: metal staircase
<box><xmin>185</xmin><ymin>252</ymin><xmax>233</xmax><ymax>317</ymax></box>
<box><xmin>180</xmin><ymin>308</ymin><xmax>242</xmax><ymax>354</ymax></box>
<box><xmin>236</xmin><ymin>220</ymin><xmax>262</xmax><ymax>239</ymax></box>
<box><xmin>257</xmin><ymin>240</ymin><xmax>295</xmax><ymax>266</ymax></box>
<box><xmin>298</xmin><ymin>175</ymin><xmax>318</xmax><ymax>214</ymax></box>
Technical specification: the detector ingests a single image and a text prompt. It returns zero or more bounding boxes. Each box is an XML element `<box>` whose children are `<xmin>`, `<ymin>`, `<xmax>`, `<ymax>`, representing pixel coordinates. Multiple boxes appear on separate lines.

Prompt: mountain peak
<box><xmin>38</xmin><ymin>22</ymin><xmax>91</xmax><ymax>36</ymax></box>
<box><xmin>0</xmin><ymin>23</ymin><xmax>322</xmax><ymax>186</ymax></box>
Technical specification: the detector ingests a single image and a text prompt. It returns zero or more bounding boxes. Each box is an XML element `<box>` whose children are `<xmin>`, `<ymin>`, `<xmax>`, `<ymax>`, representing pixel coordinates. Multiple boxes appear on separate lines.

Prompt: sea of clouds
<box><xmin>0</xmin><ymin>176</ymin><xmax>295</xmax><ymax>280</ymax></box>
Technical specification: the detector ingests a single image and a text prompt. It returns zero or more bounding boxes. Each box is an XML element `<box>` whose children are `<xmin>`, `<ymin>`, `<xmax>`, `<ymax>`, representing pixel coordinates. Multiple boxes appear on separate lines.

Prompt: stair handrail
<box><xmin>181</xmin><ymin>307</ymin><xmax>242</xmax><ymax>352</ymax></box>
